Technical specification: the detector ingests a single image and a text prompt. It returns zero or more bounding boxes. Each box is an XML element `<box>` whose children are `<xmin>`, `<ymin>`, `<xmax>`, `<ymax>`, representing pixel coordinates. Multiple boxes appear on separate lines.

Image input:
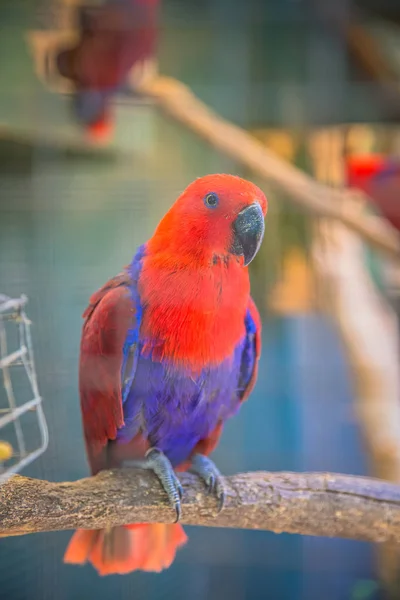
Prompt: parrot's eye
<box><xmin>204</xmin><ymin>192</ymin><xmax>219</xmax><ymax>209</ymax></box>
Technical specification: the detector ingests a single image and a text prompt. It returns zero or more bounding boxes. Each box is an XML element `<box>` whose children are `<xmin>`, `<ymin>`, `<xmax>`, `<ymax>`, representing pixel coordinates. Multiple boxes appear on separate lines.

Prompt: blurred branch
<box><xmin>0</xmin><ymin>124</ymin><xmax>117</xmax><ymax>159</ymax></box>
<box><xmin>314</xmin><ymin>219</ymin><xmax>400</xmax><ymax>482</ymax></box>
<box><xmin>313</xmin><ymin>210</ymin><xmax>400</xmax><ymax>592</ymax></box>
<box><xmin>138</xmin><ymin>76</ymin><xmax>400</xmax><ymax>259</ymax></box>
<box><xmin>310</xmin><ymin>128</ymin><xmax>400</xmax><ymax>596</ymax></box>
<box><xmin>2</xmin><ymin>470</ymin><xmax>400</xmax><ymax>543</ymax></box>
<box><xmin>308</xmin><ymin>124</ymin><xmax>400</xmax><ymax>597</ymax></box>
<box><xmin>346</xmin><ymin>24</ymin><xmax>400</xmax><ymax>118</ymax></box>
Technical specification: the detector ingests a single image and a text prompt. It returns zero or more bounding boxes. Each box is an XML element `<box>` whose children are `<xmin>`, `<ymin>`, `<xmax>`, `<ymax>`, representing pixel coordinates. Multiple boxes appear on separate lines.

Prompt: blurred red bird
<box><xmin>64</xmin><ymin>174</ymin><xmax>267</xmax><ymax>575</ymax></box>
<box><xmin>346</xmin><ymin>153</ymin><xmax>400</xmax><ymax>232</ymax></box>
<box><xmin>54</xmin><ymin>0</ymin><xmax>159</xmax><ymax>141</ymax></box>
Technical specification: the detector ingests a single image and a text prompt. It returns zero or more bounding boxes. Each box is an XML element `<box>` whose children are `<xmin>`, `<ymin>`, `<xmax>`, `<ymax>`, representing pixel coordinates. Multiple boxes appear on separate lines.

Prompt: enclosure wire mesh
<box><xmin>0</xmin><ymin>293</ymin><xmax>48</xmax><ymax>484</ymax></box>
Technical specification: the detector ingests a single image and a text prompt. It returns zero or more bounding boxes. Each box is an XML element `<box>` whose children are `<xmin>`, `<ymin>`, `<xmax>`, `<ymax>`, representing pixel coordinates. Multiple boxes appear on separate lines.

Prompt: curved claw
<box><xmin>124</xmin><ymin>448</ymin><xmax>183</xmax><ymax>522</ymax></box>
<box><xmin>189</xmin><ymin>453</ymin><xmax>226</xmax><ymax>513</ymax></box>
<box><xmin>207</xmin><ymin>475</ymin><xmax>216</xmax><ymax>494</ymax></box>
<box><xmin>215</xmin><ymin>483</ymin><xmax>225</xmax><ymax>512</ymax></box>
<box><xmin>177</xmin><ymin>480</ymin><xmax>184</xmax><ymax>499</ymax></box>
<box><xmin>173</xmin><ymin>498</ymin><xmax>181</xmax><ymax>523</ymax></box>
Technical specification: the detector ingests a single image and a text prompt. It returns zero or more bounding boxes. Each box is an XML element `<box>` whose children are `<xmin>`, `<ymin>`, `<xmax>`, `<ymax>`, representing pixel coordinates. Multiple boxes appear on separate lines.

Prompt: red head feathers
<box><xmin>139</xmin><ymin>174</ymin><xmax>267</xmax><ymax>370</ymax></box>
<box><xmin>148</xmin><ymin>174</ymin><xmax>267</xmax><ymax>265</ymax></box>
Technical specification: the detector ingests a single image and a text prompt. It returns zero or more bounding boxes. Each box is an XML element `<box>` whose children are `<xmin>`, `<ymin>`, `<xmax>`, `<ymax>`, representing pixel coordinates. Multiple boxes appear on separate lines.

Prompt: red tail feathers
<box><xmin>64</xmin><ymin>523</ymin><xmax>187</xmax><ymax>576</ymax></box>
<box><xmin>85</xmin><ymin>117</ymin><xmax>114</xmax><ymax>144</ymax></box>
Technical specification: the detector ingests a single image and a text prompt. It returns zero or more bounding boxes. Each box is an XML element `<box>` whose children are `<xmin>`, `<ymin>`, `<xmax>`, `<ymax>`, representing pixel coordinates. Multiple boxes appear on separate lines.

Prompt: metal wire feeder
<box><xmin>0</xmin><ymin>294</ymin><xmax>49</xmax><ymax>484</ymax></box>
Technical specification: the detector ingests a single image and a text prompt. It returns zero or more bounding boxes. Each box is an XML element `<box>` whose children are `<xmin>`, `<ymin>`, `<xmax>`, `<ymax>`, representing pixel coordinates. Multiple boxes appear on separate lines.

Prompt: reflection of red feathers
<box><xmin>346</xmin><ymin>154</ymin><xmax>400</xmax><ymax>232</ymax></box>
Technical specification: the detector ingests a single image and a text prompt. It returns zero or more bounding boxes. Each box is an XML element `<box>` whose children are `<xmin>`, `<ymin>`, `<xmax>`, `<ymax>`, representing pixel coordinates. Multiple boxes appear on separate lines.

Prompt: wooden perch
<box><xmin>2</xmin><ymin>470</ymin><xmax>400</xmax><ymax>544</ymax></box>
<box><xmin>138</xmin><ymin>76</ymin><xmax>400</xmax><ymax>259</ymax></box>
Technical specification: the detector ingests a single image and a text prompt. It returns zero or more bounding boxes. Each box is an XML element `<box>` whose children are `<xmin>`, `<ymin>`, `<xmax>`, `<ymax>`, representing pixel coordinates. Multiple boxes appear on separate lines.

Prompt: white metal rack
<box><xmin>0</xmin><ymin>294</ymin><xmax>48</xmax><ymax>484</ymax></box>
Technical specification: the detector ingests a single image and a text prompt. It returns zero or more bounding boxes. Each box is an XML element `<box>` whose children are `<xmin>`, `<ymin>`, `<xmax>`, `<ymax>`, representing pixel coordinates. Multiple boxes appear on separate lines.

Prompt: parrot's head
<box><xmin>150</xmin><ymin>174</ymin><xmax>267</xmax><ymax>266</ymax></box>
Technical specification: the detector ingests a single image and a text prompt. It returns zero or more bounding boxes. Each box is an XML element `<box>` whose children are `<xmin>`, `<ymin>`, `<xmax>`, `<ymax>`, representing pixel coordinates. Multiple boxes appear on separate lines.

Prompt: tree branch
<box><xmin>2</xmin><ymin>470</ymin><xmax>400</xmax><ymax>544</ymax></box>
<box><xmin>137</xmin><ymin>76</ymin><xmax>400</xmax><ymax>259</ymax></box>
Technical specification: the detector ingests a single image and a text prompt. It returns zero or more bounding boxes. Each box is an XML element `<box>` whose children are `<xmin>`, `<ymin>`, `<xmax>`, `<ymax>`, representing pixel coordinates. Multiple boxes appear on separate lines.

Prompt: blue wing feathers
<box><xmin>237</xmin><ymin>308</ymin><xmax>258</xmax><ymax>400</ymax></box>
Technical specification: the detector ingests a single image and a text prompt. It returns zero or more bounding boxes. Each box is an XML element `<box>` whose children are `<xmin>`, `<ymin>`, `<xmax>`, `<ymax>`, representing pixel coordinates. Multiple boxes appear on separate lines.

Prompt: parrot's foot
<box><xmin>189</xmin><ymin>454</ymin><xmax>225</xmax><ymax>512</ymax></box>
<box><xmin>124</xmin><ymin>448</ymin><xmax>183</xmax><ymax>522</ymax></box>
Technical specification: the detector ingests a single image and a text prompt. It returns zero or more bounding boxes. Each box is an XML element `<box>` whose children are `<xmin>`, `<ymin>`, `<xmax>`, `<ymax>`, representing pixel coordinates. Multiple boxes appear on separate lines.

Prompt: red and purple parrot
<box><xmin>64</xmin><ymin>174</ymin><xmax>267</xmax><ymax>575</ymax></box>
<box><xmin>54</xmin><ymin>0</ymin><xmax>159</xmax><ymax>141</ymax></box>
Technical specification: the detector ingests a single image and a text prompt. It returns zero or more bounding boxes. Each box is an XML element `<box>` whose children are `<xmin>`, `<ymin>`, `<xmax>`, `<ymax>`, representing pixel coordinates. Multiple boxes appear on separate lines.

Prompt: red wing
<box><xmin>79</xmin><ymin>271</ymin><xmax>135</xmax><ymax>471</ymax></box>
<box><xmin>239</xmin><ymin>296</ymin><xmax>262</xmax><ymax>404</ymax></box>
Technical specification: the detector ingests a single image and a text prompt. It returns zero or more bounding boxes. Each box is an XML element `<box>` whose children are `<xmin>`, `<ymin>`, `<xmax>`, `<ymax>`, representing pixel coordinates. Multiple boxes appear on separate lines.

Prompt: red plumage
<box><xmin>346</xmin><ymin>153</ymin><xmax>400</xmax><ymax>232</ymax></box>
<box><xmin>78</xmin><ymin>272</ymin><xmax>132</xmax><ymax>469</ymax></box>
<box><xmin>64</xmin><ymin>174</ymin><xmax>266</xmax><ymax>575</ymax></box>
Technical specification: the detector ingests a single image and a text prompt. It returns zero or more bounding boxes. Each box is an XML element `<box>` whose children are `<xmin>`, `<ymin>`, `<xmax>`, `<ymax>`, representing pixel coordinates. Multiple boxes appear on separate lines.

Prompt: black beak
<box><xmin>231</xmin><ymin>203</ymin><xmax>265</xmax><ymax>266</ymax></box>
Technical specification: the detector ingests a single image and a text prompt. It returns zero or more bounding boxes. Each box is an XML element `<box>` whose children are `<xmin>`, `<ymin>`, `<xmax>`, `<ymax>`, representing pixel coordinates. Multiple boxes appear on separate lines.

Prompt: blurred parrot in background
<box><xmin>64</xmin><ymin>174</ymin><xmax>267</xmax><ymax>575</ymax></box>
<box><xmin>346</xmin><ymin>154</ymin><xmax>400</xmax><ymax>233</ymax></box>
<box><xmin>345</xmin><ymin>153</ymin><xmax>400</xmax><ymax>299</ymax></box>
<box><xmin>54</xmin><ymin>0</ymin><xmax>159</xmax><ymax>141</ymax></box>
